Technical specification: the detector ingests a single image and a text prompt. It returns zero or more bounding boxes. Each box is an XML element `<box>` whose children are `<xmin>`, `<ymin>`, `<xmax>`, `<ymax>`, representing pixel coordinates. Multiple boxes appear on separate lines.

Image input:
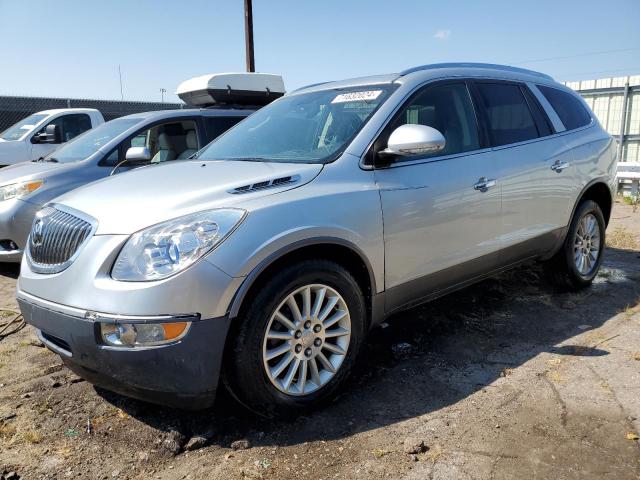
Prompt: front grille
<box><xmin>27</xmin><ymin>206</ymin><xmax>95</xmax><ymax>273</ymax></box>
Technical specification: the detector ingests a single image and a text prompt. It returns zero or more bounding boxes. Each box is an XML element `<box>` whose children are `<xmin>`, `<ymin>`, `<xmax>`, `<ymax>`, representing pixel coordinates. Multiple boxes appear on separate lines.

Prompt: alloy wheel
<box><xmin>573</xmin><ymin>213</ymin><xmax>601</xmax><ymax>275</ymax></box>
<box><xmin>262</xmin><ymin>284</ymin><xmax>351</xmax><ymax>396</ymax></box>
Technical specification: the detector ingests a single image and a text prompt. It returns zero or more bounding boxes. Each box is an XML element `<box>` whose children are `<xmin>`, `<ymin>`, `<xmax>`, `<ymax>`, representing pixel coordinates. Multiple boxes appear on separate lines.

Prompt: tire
<box><xmin>222</xmin><ymin>259</ymin><xmax>367</xmax><ymax>417</ymax></box>
<box><xmin>545</xmin><ymin>199</ymin><xmax>606</xmax><ymax>290</ymax></box>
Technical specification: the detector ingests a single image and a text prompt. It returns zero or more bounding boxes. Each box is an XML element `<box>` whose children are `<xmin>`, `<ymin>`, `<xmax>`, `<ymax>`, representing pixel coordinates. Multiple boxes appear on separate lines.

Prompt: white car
<box><xmin>0</xmin><ymin>108</ymin><xmax>104</xmax><ymax>166</ymax></box>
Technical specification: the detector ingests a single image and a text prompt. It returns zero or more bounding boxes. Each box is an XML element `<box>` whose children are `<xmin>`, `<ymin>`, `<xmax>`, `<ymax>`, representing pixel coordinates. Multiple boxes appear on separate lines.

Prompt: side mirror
<box><xmin>33</xmin><ymin>124</ymin><xmax>61</xmax><ymax>144</ymax></box>
<box><xmin>381</xmin><ymin>124</ymin><xmax>446</xmax><ymax>157</ymax></box>
<box><xmin>125</xmin><ymin>146</ymin><xmax>151</xmax><ymax>162</ymax></box>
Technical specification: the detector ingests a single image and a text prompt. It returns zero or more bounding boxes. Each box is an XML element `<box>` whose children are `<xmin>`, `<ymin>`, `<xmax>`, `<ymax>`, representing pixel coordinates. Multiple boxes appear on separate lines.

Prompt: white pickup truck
<box><xmin>0</xmin><ymin>108</ymin><xmax>104</xmax><ymax>166</ymax></box>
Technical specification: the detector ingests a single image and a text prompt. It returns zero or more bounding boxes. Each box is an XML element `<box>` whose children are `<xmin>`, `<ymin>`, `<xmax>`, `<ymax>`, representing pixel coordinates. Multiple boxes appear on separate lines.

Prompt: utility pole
<box><xmin>118</xmin><ymin>65</ymin><xmax>124</xmax><ymax>100</ymax></box>
<box><xmin>160</xmin><ymin>88</ymin><xmax>166</xmax><ymax>103</ymax></box>
<box><xmin>244</xmin><ymin>0</ymin><xmax>255</xmax><ymax>72</ymax></box>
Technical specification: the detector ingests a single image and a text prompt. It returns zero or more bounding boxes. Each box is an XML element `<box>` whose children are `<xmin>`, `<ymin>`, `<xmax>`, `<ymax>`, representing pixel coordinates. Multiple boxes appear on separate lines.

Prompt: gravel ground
<box><xmin>0</xmin><ymin>201</ymin><xmax>639</xmax><ymax>480</ymax></box>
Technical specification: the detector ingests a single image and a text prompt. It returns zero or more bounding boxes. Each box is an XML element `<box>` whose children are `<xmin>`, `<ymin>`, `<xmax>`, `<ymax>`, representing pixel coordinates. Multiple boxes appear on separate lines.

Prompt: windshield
<box><xmin>45</xmin><ymin>117</ymin><xmax>142</xmax><ymax>163</ymax></box>
<box><xmin>0</xmin><ymin>113</ymin><xmax>48</xmax><ymax>141</ymax></box>
<box><xmin>197</xmin><ymin>85</ymin><xmax>394</xmax><ymax>163</ymax></box>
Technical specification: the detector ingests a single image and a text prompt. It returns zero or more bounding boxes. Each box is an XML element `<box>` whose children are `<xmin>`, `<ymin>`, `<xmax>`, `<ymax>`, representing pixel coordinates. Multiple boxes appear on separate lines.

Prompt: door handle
<box><xmin>474</xmin><ymin>177</ymin><xmax>496</xmax><ymax>192</ymax></box>
<box><xmin>551</xmin><ymin>161</ymin><xmax>570</xmax><ymax>173</ymax></box>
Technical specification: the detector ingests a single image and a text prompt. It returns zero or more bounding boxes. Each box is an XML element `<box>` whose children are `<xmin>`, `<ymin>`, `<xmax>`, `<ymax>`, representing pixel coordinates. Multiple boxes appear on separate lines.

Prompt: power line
<box><xmin>514</xmin><ymin>47</ymin><xmax>640</xmax><ymax>65</ymax></box>
<box><xmin>556</xmin><ymin>67</ymin><xmax>640</xmax><ymax>80</ymax></box>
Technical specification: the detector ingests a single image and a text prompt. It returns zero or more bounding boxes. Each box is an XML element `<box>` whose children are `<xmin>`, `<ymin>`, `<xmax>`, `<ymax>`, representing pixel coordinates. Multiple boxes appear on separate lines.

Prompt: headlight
<box><xmin>100</xmin><ymin>321</ymin><xmax>190</xmax><ymax>347</ymax></box>
<box><xmin>0</xmin><ymin>180</ymin><xmax>43</xmax><ymax>201</ymax></box>
<box><xmin>111</xmin><ymin>208</ymin><xmax>246</xmax><ymax>281</ymax></box>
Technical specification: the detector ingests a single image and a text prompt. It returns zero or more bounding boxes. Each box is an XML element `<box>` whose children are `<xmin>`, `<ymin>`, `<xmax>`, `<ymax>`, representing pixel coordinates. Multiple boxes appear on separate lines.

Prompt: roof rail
<box><xmin>203</xmin><ymin>103</ymin><xmax>262</xmax><ymax>110</ymax></box>
<box><xmin>399</xmin><ymin>63</ymin><xmax>554</xmax><ymax>81</ymax></box>
<box><xmin>289</xmin><ymin>81</ymin><xmax>333</xmax><ymax>94</ymax></box>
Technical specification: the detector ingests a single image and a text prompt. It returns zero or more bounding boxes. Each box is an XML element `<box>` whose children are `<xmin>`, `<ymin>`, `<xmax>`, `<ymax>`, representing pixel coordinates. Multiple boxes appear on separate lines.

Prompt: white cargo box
<box><xmin>176</xmin><ymin>72</ymin><xmax>285</xmax><ymax>107</ymax></box>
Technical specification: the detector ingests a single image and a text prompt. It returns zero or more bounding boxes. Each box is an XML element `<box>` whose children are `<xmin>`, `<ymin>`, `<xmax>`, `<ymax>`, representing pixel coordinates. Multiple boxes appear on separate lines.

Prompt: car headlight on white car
<box><xmin>0</xmin><ymin>180</ymin><xmax>43</xmax><ymax>201</ymax></box>
<box><xmin>111</xmin><ymin>208</ymin><xmax>246</xmax><ymax>281</ymax></box>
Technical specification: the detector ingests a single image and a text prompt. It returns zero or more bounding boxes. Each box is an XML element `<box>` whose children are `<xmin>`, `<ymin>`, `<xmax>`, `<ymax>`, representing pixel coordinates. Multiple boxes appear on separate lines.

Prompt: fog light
<box><xmin>100</xmin><ymin>322</ymin><xmax>190</xmax><ymax>347</ymax></box>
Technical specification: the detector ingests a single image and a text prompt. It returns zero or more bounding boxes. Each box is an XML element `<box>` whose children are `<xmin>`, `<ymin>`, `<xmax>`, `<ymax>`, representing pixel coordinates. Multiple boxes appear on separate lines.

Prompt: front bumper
<box><xmin>18</xmin><ymin>295</ymin><xmax>231</xmax><ymax>409</ymax></box>
<box><xmin>0</xmin><ymin>198</ymin><xmax>39</xmax><ymax>262</ymax></box>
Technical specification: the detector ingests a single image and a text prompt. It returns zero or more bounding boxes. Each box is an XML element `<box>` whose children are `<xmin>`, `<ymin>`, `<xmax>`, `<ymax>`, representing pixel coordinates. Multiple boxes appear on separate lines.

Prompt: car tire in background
<box><xmin>223</xmin><ymin>259</ymin><xmax>367</xmax><ymax>418</ymax></box>
<box><xmin>546</xmin><ymin>200</ymin><xmax>606</xmax><ymax>291</ymax></box>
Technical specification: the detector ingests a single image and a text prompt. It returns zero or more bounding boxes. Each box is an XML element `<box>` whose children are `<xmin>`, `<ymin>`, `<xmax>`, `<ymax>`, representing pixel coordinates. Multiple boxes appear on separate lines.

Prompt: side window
<box><xmin>204</xmin><ymin>116</ymin><xmax>244</xmax><ymax>141</ymax></box>
<box><xmin>102</xmin><ymin>149</ymin><xmax>119</xmax><ymax>167</ymax></box>
<box><xmin>60</xmin><ymin>114</ymin><xmax>92</xmax><ymax>142</ymax></box>
<box><xmin>388</xmin><ymin>83</ymin><xmax>480</xmax><ymax>159</ymax></box>
<box><xmin>101</xmin><ymin>120</ymin><xmax>199</xmax><ymax>167</ymax></box>
<box><xmin>130</xmin><ymin>132</ymin><xmax>147</xmax><ymax>147</ymax></box>
<box><xmin>34</xmin><ymin>113</ymin><xmax>92</xmax><ymax>144</ymax></box>
<box><xmin>34</xmin><ymin>116</ymin><xmax>63</xmax><ymax>144</ymax></box>
<box><xmin>475</xmin><ymin>83</ymin><xmax>539</xmax><ymax>147</ymax></box>
<box><xmin>537</xmin><ymin>85</ymin><xmax>592</xmax><ymax>131</ymax></box>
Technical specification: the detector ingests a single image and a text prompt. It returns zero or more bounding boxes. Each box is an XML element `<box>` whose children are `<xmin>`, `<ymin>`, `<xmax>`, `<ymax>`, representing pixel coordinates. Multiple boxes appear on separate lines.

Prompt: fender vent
<box><xmin>229</xmin><ymin>175</ymin><xmax>300</xmax><ymax>194</ymax></box>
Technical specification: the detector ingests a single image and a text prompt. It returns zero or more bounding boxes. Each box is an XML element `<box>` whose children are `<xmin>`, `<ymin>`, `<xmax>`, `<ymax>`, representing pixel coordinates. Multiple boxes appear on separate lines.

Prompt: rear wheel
<box><xmin>546</xmin><ymin>200</ymin><xmax>606</xmax><ymax>290</ymax></box>
<box><xmin>223</xmin><ymin>259</ymin><xmax>366</xmax><ymax>417</ymax></box>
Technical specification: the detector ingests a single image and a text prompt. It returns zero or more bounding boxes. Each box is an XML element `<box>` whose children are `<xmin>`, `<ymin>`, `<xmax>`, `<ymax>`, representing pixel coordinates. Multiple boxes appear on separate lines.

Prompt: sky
<box><xmin>1</xmin><ymin>0</ymin><xmax>639</xmax><ymax>103</ymax></box>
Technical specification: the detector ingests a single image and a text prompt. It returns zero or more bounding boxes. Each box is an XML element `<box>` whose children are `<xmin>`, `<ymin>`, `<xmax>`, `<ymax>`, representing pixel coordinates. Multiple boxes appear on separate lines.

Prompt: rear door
<box><xmin>373</xmin><ymin>80</ymin><xmax>503</xmax><ymax>312</ymax></box>
<box><xmin>471</xmin><ymin>80</ymin><xmax>574</xmax><ymax>255</ymax></box>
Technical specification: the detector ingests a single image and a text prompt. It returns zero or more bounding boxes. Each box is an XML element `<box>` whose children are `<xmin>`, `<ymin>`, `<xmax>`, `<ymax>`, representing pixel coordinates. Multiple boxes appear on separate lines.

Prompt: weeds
<box><xmin>371</xmin><ymin>448</ymin><xmax>389</xmax><ymax>459</ymax></box>
<box><xmin>36</xmin><ymin>392</ymin><xmax>54</xmax><ymax>414</ymax></box>
<box><xmin>622</xmin><ymin>193</ymin><xmax>639</xmax><ymax>212</ymax></box>
<box><xmin>426</xmin><ymin>444</ymin><xmax>445</xmax><ymax>464</ymax></box>
<box><xmin>57</xmin><ymin>441</ymin><xmax>74</xmax><ymax>458</ymax></box>
<box><xmin>607</xmin><ymin>227</ymin><xmax>638</xmax><ymax>250</ymax></box>
<box><xmin>0</xmin><ymin>421</ymin><xmax>16</xmax><ymax>441</ymax></box>
<box><xmin>23</xmin><ymin>430</ymin><xmax>43</xmax><ymax>444</ymax></box>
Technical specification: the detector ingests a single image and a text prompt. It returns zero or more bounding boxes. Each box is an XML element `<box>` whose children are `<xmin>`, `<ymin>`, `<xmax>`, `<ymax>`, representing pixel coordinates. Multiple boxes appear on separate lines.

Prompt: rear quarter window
<box><xmin>537</xmin><ymin>85</ymin><xmax>592</xmax><ymax>131</ymax></box>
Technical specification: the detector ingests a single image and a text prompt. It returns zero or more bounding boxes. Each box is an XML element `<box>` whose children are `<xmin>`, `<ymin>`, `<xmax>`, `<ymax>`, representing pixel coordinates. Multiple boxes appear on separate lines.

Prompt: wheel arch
<box><xmin>572</xmin><ymin>178</ymin><xmax>614</xmax><ymax>227</ymax></box>
<box><xmin>227</xmin><ymin>237</ymin><xmax>379</xmax><ymax>327</ymax></box>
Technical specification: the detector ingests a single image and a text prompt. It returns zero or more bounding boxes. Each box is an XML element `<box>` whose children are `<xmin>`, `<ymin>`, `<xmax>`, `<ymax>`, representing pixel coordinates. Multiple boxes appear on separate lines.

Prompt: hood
<box><xmin>54</xmin><ymin>160</ymin><xmax>323</xmax><ymax>234</ymax></box>
<box><xmin>0</xmin><ymin>140</ymin><xmax>29</xmax><ymax>165</ymax></box>
<box><xmin>0</xmin><ymin>161</ymin><xmax>71</xmax><ymax>186</ymax></box>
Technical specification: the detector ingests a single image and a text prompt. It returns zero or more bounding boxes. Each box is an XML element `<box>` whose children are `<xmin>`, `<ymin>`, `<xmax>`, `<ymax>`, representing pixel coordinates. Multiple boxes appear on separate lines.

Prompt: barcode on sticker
<box><xmin>332</xmin><ymin>90</ymin><xmax>382</xmax><ymax>104</ymax></box>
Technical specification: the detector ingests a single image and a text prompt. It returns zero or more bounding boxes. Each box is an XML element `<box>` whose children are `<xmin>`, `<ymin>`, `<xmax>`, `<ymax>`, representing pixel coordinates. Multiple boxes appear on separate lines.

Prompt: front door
<box><xmin>29</xmin><ymin>113</ymin><xmax>92</xmax><ymax>161</ymax></box>
<box><xmin>373</xmin><ymin>81</ymin><xmax>503</xmax><ymax>312</ymax></box>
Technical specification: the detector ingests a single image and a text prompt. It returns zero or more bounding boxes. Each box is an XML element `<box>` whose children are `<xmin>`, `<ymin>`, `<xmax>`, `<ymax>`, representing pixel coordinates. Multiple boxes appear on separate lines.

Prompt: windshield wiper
<box><xmin>230</xmin><ymin>157</ymin><xmax>270</xmax><ymax>162</ymax></box>
<box><xmin>31</xmin><ymin>156</ymin><xmax>58</xmax><ymax>163</ymax></box>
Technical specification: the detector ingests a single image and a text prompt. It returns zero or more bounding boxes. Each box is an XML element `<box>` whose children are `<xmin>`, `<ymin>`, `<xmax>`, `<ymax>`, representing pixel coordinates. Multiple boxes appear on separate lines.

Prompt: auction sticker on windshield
<box><xmin>331</xmin><ymin>90</ymin><xmax>383</xmax><ymax>104</ymax></box>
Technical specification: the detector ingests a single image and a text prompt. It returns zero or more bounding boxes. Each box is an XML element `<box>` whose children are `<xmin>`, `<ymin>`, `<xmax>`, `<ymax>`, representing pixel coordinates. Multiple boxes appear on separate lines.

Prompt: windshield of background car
<box><xmin>0</xmin><ymin>113</ymin><xmax>48</xmax><ymax>141</ymax></box>
<box><xmin>47</xmin><ymin>117</ymin><xmax>142</xmax><ymax>163</ymax></box>
<box><xmin>197</xmin><ymin>85</ymin><xmax>395</xmax><ymax>163</ymax></box>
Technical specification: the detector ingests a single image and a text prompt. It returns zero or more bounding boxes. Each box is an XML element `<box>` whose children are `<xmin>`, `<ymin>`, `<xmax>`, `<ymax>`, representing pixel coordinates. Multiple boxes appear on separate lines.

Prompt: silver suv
<box><xmin>17</xmin><ymin>63</ymin><xmax>616</xmax><ymax>416</ymax></box>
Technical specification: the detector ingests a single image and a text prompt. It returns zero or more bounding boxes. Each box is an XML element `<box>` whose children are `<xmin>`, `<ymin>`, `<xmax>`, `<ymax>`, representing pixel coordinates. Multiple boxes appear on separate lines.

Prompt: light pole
<box><xmin>244</xmin><ymin>0</ymin><xmax>255</xmax><ymax>72</ymax></box>
<box><xmin>160</xmin><ymin>88</ymin><xmax>167</xmax><ymax>103</ymax></box>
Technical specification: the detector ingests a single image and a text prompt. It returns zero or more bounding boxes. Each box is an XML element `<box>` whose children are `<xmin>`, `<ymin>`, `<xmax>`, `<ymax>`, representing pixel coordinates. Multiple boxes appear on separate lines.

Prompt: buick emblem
<box><xmin>32</xmin><ymin>218</ymin><xmax>44</xmax><ymax>247</ymax></box>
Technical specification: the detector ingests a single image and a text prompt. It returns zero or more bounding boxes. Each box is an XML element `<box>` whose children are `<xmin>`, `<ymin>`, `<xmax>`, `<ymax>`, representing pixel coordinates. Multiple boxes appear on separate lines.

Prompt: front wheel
<box><xmin>223</xmin><ymin>259</ymin><xmax>367</xmax><ymax>417</ymax></box>
<box><xmin>545</xmin><ymin>199</ymin><xmax>606</xmax><ymax>290</ymax></box>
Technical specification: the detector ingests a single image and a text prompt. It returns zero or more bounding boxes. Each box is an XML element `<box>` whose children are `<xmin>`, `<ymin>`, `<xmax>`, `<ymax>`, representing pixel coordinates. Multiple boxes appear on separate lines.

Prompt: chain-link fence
<box><xmin>0</xmin><ymin>95</ymin><xmax>184</xmax><ymax>133</ymax></box>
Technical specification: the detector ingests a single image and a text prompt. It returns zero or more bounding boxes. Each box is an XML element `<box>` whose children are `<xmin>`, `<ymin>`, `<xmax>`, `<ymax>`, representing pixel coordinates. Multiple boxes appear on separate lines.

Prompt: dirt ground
<box><xmin>1</xmin><ymin>202</ymin><xmax>639</xmax><ymax>480</ymax></box>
